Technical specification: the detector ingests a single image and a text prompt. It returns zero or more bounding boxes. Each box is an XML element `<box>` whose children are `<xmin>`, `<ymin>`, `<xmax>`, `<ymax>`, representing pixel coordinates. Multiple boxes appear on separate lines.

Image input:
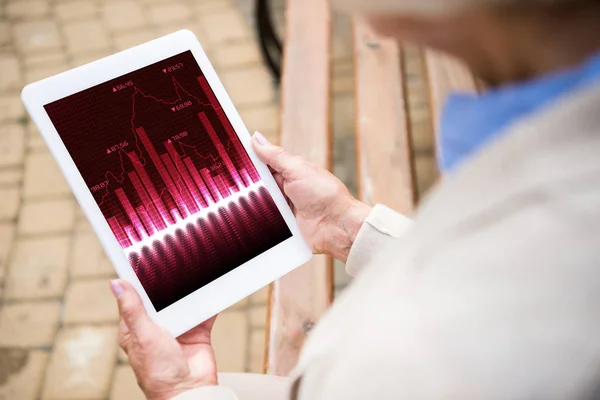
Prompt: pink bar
<box><xmin>229</xmin><ymin>185</ymin><xmax>239</xmax><ymax>194</ymax></box>
<box><xmin>115</xmin><ymin>188</ymin><xmax>147</xmax><ymax>239</ymax></box>
<box><xmin>160</xmin><ymin>153</ymin><xmax>199</xmax><ymax>214</ymax></box>
<box><xmin>213</xmin><ymin>174</ymin><xmax>231</xmax><ymax>198</ymax></box>
<box><xmin>197</xmin><ymin>112</ymin><xmax>244</xmax><ymax>189</ymax></box>
<box><xmin>239</xmin><ymin>168</ymin><xmax>252</xmax><ymax>187</ymax></box>
<box><xmin>128</xmin><ymin>171</ymin><xmax>166</xmax><ymax>230</ymax></box>
<box><xmin>184</xmin><ymin>158</ymin><xmax>215</xmax><ymax>205</ymax></box>
<box><xmin>136</xmin><ymin>205</ymin><xmax>155</xmax><ymax>236</ymax></box>
<box><xmin>135</xmin><ymin>127</ymin><xmax>189</xmax><ymax>218</ymax></box>
<box><xmin>123</xmin><ymin>225</ymin><xmax>139</xmax><ymax>243</ymax></box>
<box><xmin>201</xmin><ymin>168</ymin><xmax>221</xmax><ymax>202</ymax></box>
<box><xmin>165</xmin><ymin>141</ymin><xmax>207</xmax><ymax>208</ymax></box>
<box><xmin>128</xmin><ymin>152</ymin><xmax>173</xmax><ymax>226</ymax></box>
<box><xmin>170</xmin><ymin>208</ymin><xmax>182</xmax><ymax>221</ymax></box>
<box><xmin>198</xmin><ymin>76</ymin><xmax>259</xmax><ymax>182</ymax></box>
<box><xmin>107</xmin><ymin>216</ymin><xmax>132</xmax><ymax>248</ymax></box>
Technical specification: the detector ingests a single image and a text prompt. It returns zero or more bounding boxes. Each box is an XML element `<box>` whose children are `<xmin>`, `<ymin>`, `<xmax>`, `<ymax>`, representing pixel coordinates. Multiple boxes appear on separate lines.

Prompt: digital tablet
<box><xmin>21</xmin><ymin>30</ymin><xmax>312</xmax><ymax>337</ymax></box>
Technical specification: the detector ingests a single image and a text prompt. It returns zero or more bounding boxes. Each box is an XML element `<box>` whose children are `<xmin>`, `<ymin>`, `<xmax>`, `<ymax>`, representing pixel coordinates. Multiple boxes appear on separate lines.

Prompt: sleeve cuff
<box><xmin>345</xmin><ymin>204</ymin><xmax>412</xmax><ymax>277</ymax></box>
<box><xmin>171</xmin><ymin>386</ymin><xmax>238</xmax><ymax>400</ymax></box>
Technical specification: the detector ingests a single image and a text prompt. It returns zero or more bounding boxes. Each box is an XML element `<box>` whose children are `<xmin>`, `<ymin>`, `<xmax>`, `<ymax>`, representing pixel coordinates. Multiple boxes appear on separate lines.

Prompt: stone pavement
<box><xmin>0</xmin><ymin>0</ymin><xmax>369</xmax><ymax>399</ymax></box>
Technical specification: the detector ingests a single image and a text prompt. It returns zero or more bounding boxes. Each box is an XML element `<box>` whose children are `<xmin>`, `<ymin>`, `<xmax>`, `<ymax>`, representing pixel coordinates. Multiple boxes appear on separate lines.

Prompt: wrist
<box><xmin>325</xmin><ymin>196</ymin><xmax>371</xmax><ymax>263</ymax></box>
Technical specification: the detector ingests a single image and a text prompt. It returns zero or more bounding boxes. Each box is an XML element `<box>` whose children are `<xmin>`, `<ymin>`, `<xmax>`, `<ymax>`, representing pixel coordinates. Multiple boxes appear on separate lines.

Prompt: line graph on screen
<box><xmin>45</xmin><ymin>52</ymin><xmax>291</xmax><ymax>311</ymax></box>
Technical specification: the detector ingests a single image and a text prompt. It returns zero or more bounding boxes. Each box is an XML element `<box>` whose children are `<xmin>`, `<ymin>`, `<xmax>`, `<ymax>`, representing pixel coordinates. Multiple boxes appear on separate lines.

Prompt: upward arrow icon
<box><xmin>162</xmin><ymin>69</ymin><xmax>167</xmax><ymax>73</ymax></box>
<box><xmin>112</xmin><ymin>87</ymin><xmax>117</xmax><ymax>92</ymax></box>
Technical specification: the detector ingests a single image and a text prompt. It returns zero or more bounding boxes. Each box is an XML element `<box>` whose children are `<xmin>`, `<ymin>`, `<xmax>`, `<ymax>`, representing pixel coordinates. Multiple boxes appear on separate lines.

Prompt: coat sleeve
<box><xmin>345</xmin><ymin>204</ymin><xmax>412</xmax><ymax>277</ymax></box>
<box><xmin>171</xmin><ymin>386</ymin><xmax>238</xmax><ymax>400</ymax></box>
<box><xmin>170</xmin><ymin>373</ymin><xmax>292</xmax><ymax>400</ymax></box>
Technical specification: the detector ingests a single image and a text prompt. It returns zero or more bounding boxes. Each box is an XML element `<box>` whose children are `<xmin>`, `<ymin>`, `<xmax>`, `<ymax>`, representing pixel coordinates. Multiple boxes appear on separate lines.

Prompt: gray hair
<box><xmin>333</xmin><ymin>0</ymin><xmax>570</xmax><ymax>14</ymax></box>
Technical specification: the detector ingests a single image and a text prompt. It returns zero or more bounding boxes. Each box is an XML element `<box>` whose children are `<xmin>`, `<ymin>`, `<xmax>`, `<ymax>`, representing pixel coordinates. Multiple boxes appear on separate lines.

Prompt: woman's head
<box><xmin>337</xmin><ymin>0</ymin><xmax>600</xmax><ymax>85</ymax></box>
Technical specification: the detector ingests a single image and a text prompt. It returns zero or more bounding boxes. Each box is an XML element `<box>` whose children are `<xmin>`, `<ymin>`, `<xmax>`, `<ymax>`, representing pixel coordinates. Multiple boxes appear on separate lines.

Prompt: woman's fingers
<box><xmin>110</xmin><ymin>280</ymin><xmax>155</xmax><ymax>342</ymax></box>
<box><xmin>251</xmin><ymin>131</ymin><xmax>308</xmax><ymax>178</ymax></box>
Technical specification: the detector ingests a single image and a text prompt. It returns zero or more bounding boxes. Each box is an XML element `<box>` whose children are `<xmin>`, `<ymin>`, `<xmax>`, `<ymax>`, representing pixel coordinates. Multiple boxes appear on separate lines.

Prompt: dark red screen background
<box><xmin>44</xmin><ymin>51</ymin><xmax>291</xmax><ymax>311</ymax></box>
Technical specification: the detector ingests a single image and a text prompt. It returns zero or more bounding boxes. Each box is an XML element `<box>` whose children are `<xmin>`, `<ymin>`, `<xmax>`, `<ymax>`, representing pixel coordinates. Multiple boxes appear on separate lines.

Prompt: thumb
<box><xmin>251</xmin><ymin>131</ymin><xmax>306</xmax><ymax>176</ymax></box>
<box><xmin>110</xmin><ymin>279</ymin><xmax>154</xmax><ymax>336</ymax></box>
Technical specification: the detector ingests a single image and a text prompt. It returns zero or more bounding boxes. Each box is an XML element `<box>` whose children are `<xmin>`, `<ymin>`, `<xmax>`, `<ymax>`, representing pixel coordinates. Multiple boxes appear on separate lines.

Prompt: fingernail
<box><xmin>254</xmin><ymin>131</ymin><xmax>268</xmax><ymax>145</ymax></box>
<box><xmin>110</xmin><ymin>280</ymin><xmax>124</xmax><ymax>298</ymax></box>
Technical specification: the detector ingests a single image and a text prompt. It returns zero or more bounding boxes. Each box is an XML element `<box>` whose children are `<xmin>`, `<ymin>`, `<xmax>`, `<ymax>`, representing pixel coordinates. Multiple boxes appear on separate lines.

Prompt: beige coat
<box><xmin>174</xmin><ymin>80</ymin><xmax>600</xmax><ymax>399</ymax></box>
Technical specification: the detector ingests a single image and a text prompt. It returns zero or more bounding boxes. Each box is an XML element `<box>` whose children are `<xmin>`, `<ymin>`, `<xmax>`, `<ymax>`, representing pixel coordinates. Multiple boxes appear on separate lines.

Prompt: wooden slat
<box><xmin>425</xmin><ymin>50</ymin><xmax>479</xmax><ymax>149</ymax></box>
<box><xmin>265</xmin><ymin>0</ymin><xmax>333</xmax><ymax>376</ymax></box>
<box><xmin>353</xmin><ymin>18</ymin><xmax>415</xmax><ymax>213</ymax></box>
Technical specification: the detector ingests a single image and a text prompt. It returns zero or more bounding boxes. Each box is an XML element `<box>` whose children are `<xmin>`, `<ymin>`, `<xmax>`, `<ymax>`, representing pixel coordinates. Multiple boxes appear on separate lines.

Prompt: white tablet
<box><xmin>21</xmin><ymin>30</ymin><xmax>311</xmax><ymax>337</ymax></box>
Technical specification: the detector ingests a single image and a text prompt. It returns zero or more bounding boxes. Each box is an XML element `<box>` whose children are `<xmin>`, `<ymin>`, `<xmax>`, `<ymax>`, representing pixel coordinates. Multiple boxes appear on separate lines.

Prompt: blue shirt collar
<box><xmin>439</xmin><ymin>52</ymin><xmax>600</xmax><ymax>172</ymax></box>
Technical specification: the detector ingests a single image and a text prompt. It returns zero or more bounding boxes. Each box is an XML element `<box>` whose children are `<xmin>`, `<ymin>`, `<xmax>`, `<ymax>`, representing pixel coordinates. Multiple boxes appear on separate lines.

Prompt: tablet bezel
<box><xmin>21</xmin><ymin>29</ymin><xmax>312</xmax><ymax>337</ymax></box>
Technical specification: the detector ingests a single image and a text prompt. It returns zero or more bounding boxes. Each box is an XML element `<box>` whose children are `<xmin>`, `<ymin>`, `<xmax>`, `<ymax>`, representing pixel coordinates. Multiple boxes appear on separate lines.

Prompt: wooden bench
<box><xmin>264</xmin><ymin>0</ymin><xmax>480</xmax><ymax>376</ymax></box>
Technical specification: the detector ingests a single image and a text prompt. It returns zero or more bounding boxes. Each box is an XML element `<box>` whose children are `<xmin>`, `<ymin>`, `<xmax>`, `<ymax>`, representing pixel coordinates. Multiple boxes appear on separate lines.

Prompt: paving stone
<box><xmin>0</xmin><ymin>123</ymin><xmax>26</xmax><ymax>167</ymax></box>
<box><xmin>13</xmin><ymin>20</ymin><xmax>62</xmax><ymax>53</ymax></box>
<box><xmin>5</xmin><ymin>235</ymin><xmax>70</xmax><ymax>299</ymax></box>
<box><xmin>213</xmin><ymin>41</ymin><xmax>260</xmax><ymax>69</ymax></box>
<box><xmin>117</xmin><ymin>347</ymin><xmax>128</xmax><ymax>364</ymax></box>
<box><xmin>220</xmin><ymin>66</ymin><xmax>274</xmax><ymax>106</ymax></box>
<box><xmin>102</xmin><ymin>1</ymin><xmax>146</xmax><ymax>32</ymax></box>
<box><xmin>0</xmin><ymin>169</ymin><xmax>24</xmax><ymax>185</ymax></box>
<box><xmin>63</xmin><ymin>279</ymin><xmax>119</xmax><ymax>324</ymax></box>
<box><xmin>333</xmin><ymin>94</ymin><xmax>354</xmax><ymax>139</ymax></box>
<box><xmin>0</xmin><ymin>301</ymin><xmax>61</xmax><ymax>347</ymax></box>
<box><xmin>24</xmin><ymin>51</ymin><xmax>67</xmax><ymax>69</ymax></box>
<box><xmin>74</xmin><ymin>216</ymin><xmax>94</xmax><ymax>232</ymax></box>
<box><xmin>147</xmin><ymin>2</ymin><xmax>191</xmax><ymax>25</ymax></box>
<box><xmin>70</xmin><ymin>233</ymin><xmax>115</xmax><ymax>277</ymax></box>
<box><xmin>0</xmin><ymin>350</ymin><xmax>49</xmax><ymax>400</ymax></box>
<box><xmin>42</xmin><ymin>325</ymin><xmax>118</xmax><ymax>400</ymax></box>
<box><xmin>27</xmin><ymin>123</ymin><xmax>47</xmax><ymax>151</ymax></box>
<box><xmin>109</xmin><ymin>365</ymin><xmax>145</xmax><ymax>400</ymax></box>
<box><xmin>248</xmin><ymin>329</ymin><xmax>265</xmax><ymax>373</ymax></box>
<box><xmin>0</xmin><ymin>54</ymin><xmax>21</xmax><ymax>92</ymax></box>
<box><xmin>228</xmin><ymin>296</ymin><xmax>249</xmax><ymax>310</ymax></box>
<box><xmin>0</xmin><ymin>95</ymin><xmax>25</xmax><ymax>122</ymax></box>
<box><xmin>23</xmin><ymin>152</ymin><xmax>70</xmax><ymax>198</ymax></box>
<box><xmin>6</xmin><ymin>0</ymin><xmax>50</xmax><ymax>19</ymax></box>
<box><xmin>0</xmin><ymin>22</ymin><xmax>10</xmax><ymax>46</ymax></box>
<box><xmin>415</xmin><ymin>154</ymin><xmax>439</xmax><ymax>199</ymax></box>
<box><xmin>25</xmin><ymin>63</ymin><xmax>69</xmax><ymax>84</ymax></box>
<box><xmin>0</xmin><ymin>223</ymin><xmax>16</xmax><ymax>280</ymax></box>
<box><xmin>249</xmin><ymin>285</ymin><xmax>268</xmax><ymax>305</ymax></box>
<box><xmin>55</xmin><ymin>1</ymin><xmax>98</xmax><ymax>21</ymax></box>
<box><xmin>18</xmin><ymin>198</ymin><xmax>76</xmax><ymax>235</ymax></box>
<box><xmin>0</xmin><ymin>187</ymin><xmax>20</xmax><ymax>221</ymax></box>
<box><xmin>192</xmin><ymin>0</ymin><xmax>236</xmax><ymax>14</ymax></box>
<box><xmin>333</xmin><ymin>71</ymin><xmax>354</xmax><ymax>94</ymax></box>
<box><xmin>63</xmin><ymin>19</ymin><xmax>110</xmax><ymax>54</ymax></box>
<box><xmin>249</xmin><ymin>305</ymin><xmax>266</xmax><ymax>329</ymax></box>
<box><xmin>71</xmin><ymin>50</ymin><xmax>112</xmax><ymax>68</ymax></box>
<box><xmin>238</xmin><ymin>104</ymin><xmax>278</xmax><ymax>134</ymax></box>
<box><xmin>212</xmin><ymin>310</ymin><xmax>248</xmax><ymax>372</ymax></box>
<box><xmin>113</xmin><ymin>28</ymin><xmax>158</xmax><ymax>51</ymax></box>
<box><xmin>156</xmin><ymin>22</ymin><xmax>209</xmax><ymax>46</ymax></box>
<box><xmin>410</xmin><ymin>119</ymin><xmax>435</xmax><ymax>153</ymax></box>
<box><xmin>200</xmin><ymin>9</ymin><xmax>250</xmax><ymax>44</ymax></box>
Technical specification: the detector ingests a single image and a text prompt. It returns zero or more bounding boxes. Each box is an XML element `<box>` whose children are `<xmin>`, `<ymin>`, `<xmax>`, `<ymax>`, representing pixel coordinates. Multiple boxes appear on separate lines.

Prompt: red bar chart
<box><xmin>45</xmin><ymin>50</ymin><xmax>292</xmax><ymax>311</ymax></box>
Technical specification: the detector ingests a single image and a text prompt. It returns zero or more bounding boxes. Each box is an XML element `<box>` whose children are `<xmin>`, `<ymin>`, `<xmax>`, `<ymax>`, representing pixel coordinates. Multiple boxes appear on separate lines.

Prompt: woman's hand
<box><xmin>252</xmin><ymin>132</ymin><xmax>371</xmax><ymax>263</ymax></box>
<box><xmin>110</xmin><ymin>279</ymin><xmax>218</xmax><ymax>400</ymax></box>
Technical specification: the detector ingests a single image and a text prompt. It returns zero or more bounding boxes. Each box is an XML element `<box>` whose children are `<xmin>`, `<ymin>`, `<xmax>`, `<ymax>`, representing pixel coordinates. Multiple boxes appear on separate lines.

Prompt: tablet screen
<box><xmin>44</xmin><ymin>51</ymin><xmax>292</xmax><ymax>311</ymax></box>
